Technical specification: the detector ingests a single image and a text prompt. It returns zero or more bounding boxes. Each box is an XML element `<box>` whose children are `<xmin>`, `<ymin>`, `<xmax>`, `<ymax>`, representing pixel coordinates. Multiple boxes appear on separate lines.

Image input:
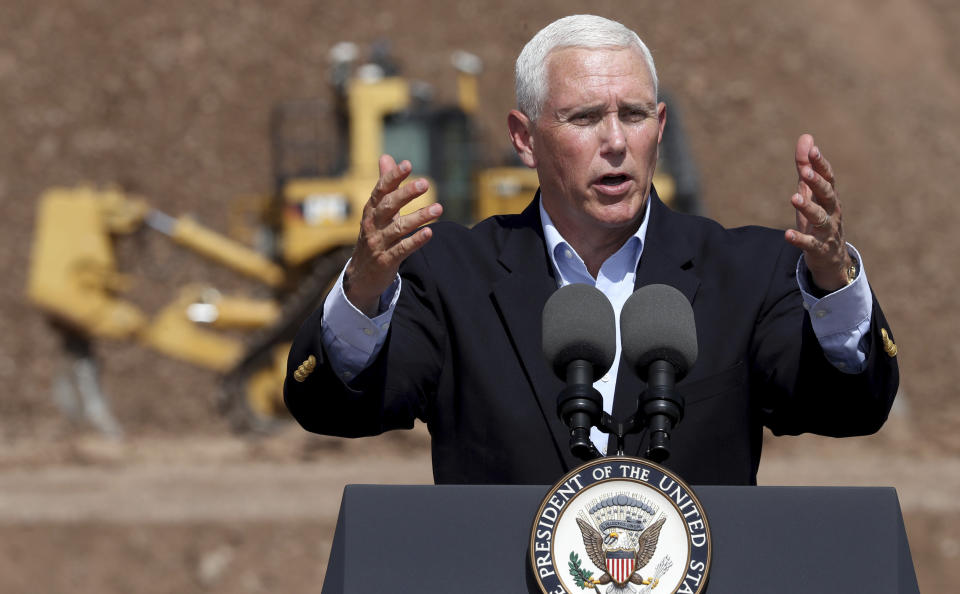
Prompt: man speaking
<box><xmin>283</xmin><ymin>15</ymin><xmax>899</xmax><ymax>485</ymax></box>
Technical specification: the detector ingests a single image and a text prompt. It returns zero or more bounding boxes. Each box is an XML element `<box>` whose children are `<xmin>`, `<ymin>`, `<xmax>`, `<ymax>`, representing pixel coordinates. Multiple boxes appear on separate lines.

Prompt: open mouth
<box><xmin>597</xmin><ymin>174</ymin><xmax>630</xmax><ymax>187</ymax></box>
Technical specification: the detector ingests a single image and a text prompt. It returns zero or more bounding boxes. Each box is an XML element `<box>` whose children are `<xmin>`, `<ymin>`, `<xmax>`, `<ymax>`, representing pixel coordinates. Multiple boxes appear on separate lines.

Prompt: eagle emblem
<box><xmin>571</xmin><ymin>493</ymin><xmax>671</xmax><ymax>593</ymax></box>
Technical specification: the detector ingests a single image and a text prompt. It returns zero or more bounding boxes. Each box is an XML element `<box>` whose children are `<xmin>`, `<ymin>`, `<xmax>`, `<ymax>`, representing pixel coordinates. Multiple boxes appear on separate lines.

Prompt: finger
<box><xmin>372</xmin><ymin>178</ymin><xmax>431</xmax><ymax>223</ymax></box>
<box><xmin>791</xmin><ymin>192</ymin><xmax>830</xmax><ymax>232</ymax></box>
<box><xmin>356</xmin><ymin>205</ymin><xmax>441</xmax><ymax>283</ymax></box>
<box><xmin>797</xmin><ymin>178</ymin><xmax>812</xmax><ymax>203</ymax></box>
<box><xmin>377</xmin><ymin>153</ymin><xmax>398</xmax><ymax>178</ymax></box>
<box><xmin>372</xmin><ymin>155</ymin><xmax>413</xmax><ymax>203</ymax></box>
<box><xmin>799</xmin><ymin>166</ymin><xmax>839</xmax><ymax>214</ymax></box>
<box><xmin>784</xmin><ymin>228</ymin><xmax>826</xmax><ymax>254</ymax></box>
<box><xmin>808</xmin><ymin>145</ymin><xmax>836</xmax><ymax>188</ymax></box>
<box><xmin>380</xmin><ymin>202</ymin><xmax>443</xmax><ymax>245</ymax></box>
<box><xmin>382</xmin><ymin>225</ymin><xmax>435</xmax><ymax>264</ymax></box>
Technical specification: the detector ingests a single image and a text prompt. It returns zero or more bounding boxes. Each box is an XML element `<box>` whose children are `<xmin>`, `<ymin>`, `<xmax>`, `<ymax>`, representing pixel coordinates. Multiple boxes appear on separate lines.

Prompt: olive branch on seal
<box><xmin>568</xmin><ymin>551</ymin><xmax>600</xmax><ymax>592</ymax></box>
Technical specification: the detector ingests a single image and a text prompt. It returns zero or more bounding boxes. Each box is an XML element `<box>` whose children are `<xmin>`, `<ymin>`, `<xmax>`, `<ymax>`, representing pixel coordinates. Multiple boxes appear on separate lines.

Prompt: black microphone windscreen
<box><xmin>542</xmin><ymin>284</ymin><xmax>617</xmax><ymax>381</ymax></box>
<box><xmin>621</xmin><ymin>284</ymin><xmax>698</xmax><ymax>380</ymax></box>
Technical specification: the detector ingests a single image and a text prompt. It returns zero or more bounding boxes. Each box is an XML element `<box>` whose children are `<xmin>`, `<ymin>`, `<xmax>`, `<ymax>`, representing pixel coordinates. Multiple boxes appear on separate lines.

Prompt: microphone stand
<box><xmin>596</xmin><ymin>413</ymin><xmax>638</xmax><ymax>458</ymax></box>
<box><xmin>557</xmin><ymin>398</ymin><xmax>642</xmax><ymax>461</ymax></box>
<box><xmin>566</xmin><ymin>362</ymin><xmax>685</xmax><ymax>463</ymax></box>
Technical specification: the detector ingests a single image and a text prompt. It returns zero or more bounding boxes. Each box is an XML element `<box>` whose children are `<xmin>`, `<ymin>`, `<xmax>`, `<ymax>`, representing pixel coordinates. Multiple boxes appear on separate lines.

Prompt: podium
<box><xmin>322</xmin><ymin>485</ymin><xmax>919</xmax><ymax>593</ymax></box>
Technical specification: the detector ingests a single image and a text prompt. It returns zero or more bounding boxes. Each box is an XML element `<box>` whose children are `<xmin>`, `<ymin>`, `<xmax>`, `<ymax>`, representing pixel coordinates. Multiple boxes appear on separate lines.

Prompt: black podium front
<box><xmin>322</xmin><ymin>485</ymin><xmax>918</xmax><ymax>593</ymax></box>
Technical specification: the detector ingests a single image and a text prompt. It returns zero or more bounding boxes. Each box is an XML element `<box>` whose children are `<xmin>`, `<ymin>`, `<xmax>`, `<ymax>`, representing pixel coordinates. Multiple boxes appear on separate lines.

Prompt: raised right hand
<box><xmin>343</xmin><ymin>154</ymin><xmax>442</xmax><ymax>316</ymax></box>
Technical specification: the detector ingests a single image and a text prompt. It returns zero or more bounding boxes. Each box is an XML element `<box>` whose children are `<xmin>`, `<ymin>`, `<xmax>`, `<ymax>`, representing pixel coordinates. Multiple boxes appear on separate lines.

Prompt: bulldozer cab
<box><xmin>382</xmin><ymin>107</ymin><xmax>475</xmax><ymax>224</ymax></box>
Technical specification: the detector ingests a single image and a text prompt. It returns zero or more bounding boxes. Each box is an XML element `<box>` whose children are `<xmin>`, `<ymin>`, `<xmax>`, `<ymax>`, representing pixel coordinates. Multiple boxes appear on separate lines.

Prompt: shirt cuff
<box><xmin>795</xmin><ymin>244</ymin><xmax>872</xmax><ymax>373</ymax></box>
<box><xmin>320</xmin><ymin>260</ymin><xmax>401</xmax><ymax>380</ymax></box>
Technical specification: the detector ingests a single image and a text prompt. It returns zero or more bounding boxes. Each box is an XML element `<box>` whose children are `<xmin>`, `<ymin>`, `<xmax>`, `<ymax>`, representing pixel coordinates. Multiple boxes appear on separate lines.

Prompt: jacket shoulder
<box><xmin>417</xmin><ymin>212</ymin><xmax>536</xmax><ymax>260</ymax></box>
<box><xmin>661</xmin><ymin>207</ymin><xmax>796</xmax><ymax>261</ymax></box>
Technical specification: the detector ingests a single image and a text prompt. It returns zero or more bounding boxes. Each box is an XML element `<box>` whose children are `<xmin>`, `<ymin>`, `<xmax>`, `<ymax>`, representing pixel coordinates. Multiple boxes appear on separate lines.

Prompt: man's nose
<box><xmin>599</xmin><ymin>115</ymin><xmax>626</xmax><ymax>154</ymax></box>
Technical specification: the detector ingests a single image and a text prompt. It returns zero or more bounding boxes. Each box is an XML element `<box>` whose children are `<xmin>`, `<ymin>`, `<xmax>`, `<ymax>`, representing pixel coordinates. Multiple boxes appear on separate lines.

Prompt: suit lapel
<box><xmin>489</xmin><ymin>197</ymin><xmax>579</xmax><ymax>472</ymax></box>
<box><xmin>610</xmin><ymin>191</ymin><xmax>701</xmax><ymax>456</ymax></box>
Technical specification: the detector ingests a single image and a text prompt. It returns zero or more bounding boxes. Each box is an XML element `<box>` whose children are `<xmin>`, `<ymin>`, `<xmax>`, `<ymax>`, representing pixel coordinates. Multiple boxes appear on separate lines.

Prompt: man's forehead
<box><xmin>545</xmin><ymin>46</ymin><xmax>653</xmax><ymax>83</ymax></box>
<box><xmin>544</xmin><ymin>46</ymin><xmax>656</xmax><ymax>102</ymax></box>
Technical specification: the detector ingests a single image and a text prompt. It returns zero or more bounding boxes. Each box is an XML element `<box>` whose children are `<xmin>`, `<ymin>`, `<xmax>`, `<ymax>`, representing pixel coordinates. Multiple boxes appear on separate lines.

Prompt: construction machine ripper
<box><xmin>27</xmin><ymin>44</ymin><xmax>700</xmax><ymax>434</ymax></box>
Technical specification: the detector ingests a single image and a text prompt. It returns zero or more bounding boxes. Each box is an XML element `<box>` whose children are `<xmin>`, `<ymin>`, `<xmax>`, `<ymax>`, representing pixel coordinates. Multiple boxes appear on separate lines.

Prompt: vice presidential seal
<box><xmin>530</xmin><ymin>457</ymin><xmax>711</xmax><ymax>594</ymax></box>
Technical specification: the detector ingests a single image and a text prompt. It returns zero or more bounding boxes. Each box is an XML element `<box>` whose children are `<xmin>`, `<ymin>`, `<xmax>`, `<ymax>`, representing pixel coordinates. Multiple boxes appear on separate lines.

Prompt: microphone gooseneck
<box><xmin>542</xmin><ymin>284</ymin><xmax>616</xmax><ymax>460</ymax></box>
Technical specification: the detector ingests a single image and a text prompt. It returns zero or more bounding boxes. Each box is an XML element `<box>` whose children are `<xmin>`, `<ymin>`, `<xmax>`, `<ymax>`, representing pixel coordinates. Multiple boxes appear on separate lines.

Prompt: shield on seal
<box><xmin>605</xmin><ymin>549</ymin><xmax>635</xmax><ymax>584</ymax></box>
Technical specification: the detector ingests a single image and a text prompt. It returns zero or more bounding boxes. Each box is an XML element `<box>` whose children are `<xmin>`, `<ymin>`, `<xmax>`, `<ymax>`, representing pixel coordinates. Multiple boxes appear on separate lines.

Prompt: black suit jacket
<box><xmin>284</xmin><ymin>192</ymin><xmax>898</xmax><ymax>485</ymax></box>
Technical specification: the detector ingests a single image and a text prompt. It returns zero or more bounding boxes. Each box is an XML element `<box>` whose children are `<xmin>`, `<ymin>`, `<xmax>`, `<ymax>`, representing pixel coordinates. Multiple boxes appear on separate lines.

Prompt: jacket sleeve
<box><xmin>750</xmin><ymin>241</ymin><xmax>899</xmax><ymax>437</ymax></box>
<box><xmin>283</xmin><ymin>249</ymin><xmax>447</xmax><ymax>438</ymax></box>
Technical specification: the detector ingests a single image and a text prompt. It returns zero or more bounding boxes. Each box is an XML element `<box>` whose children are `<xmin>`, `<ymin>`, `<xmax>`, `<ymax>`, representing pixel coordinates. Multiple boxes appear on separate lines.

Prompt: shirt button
<box><xmin>362</xmin><ymin>327</ymin><xmax>374</xmax><ymax>336</ymax></box>
<box><xmin>836</xmin><ymin>362</ymin><xmax>847</xmax><ymax>369</ymax></box>
<box><xmin>803</xmin><ymin>302</ymin><xmax>810</xmax><ymax>311</ymax></box>
<box><xmin>815</xmin><ymin>310</ymin><xmax>827</xmax><ymax>319</ymax></box>
<box><xmin>564</xmin><ymin>249</ymin><xmax>573</xmax><ymax>259</ymax></box>
<box><xmin>342</xmin><ymin>371</ymin><xmax>352</xmax><ymax>379</ymax></box>
<box><xmin>380</xmin><ymin>322</ymin><xmax>390</xmax><ymax>331</ymax></box>
<box><xmin>600</xmin><ymin>373</ymin><xmax>610</xmax><ymax>383</ymax></box>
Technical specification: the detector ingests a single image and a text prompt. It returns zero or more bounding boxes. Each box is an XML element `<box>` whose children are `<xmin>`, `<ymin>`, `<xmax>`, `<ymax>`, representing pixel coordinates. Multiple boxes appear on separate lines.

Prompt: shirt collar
<box><xmin>538</xmin><ymin>193</ymin><xmax>651</xmax><ymax>287</ymax></box>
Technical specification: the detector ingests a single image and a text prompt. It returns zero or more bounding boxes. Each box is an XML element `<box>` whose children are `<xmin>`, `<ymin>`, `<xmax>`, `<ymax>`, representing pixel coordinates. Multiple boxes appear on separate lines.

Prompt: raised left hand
<box><xmin>784</xmin><ymin>134</ymin><xmax>853</xmax><ymax>292</ymax></box>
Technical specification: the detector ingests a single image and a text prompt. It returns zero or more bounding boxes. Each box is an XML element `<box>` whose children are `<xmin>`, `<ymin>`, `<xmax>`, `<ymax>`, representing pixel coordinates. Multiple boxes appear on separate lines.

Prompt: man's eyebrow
<box><xmin>556</xmin><ymin>100</ymin><xmax>657</xmax><ymax>117</ymax></box>
<box><xmin>556</xmin><ymin>103</ymin><xmax>605</xmax><ymax>117</ymax></box>
<box><xmin>618</xmin><ymin>100</ymin><xmax>657</xmax><ymax>112</ymax></box>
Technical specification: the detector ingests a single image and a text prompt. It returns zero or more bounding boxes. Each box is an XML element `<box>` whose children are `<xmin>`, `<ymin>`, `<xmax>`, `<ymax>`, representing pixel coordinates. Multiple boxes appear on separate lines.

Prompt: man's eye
<box><xmin>570</xmin><ymin>112</ymin><xmax>600</xmax><ymax>124</ymax></box>
<box><xmin>621</xmin><ymin>110</ymin><xmax>648</xmax><ymax>123</ymax></box>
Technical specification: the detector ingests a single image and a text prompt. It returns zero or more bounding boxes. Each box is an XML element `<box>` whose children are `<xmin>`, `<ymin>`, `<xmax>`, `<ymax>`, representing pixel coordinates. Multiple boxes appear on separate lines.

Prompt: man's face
<box><xmin>511</xmin><ymin>47</ymin><xmax>666</xmax><ymax>244</ymax></box>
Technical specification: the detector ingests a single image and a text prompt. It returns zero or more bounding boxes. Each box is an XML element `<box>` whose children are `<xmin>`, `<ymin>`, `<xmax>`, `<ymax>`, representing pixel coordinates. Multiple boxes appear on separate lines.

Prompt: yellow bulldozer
<box><xmin>27</xmin><ymin>42</ymin><xmax>701</xmax><ymax>434</ymax></box>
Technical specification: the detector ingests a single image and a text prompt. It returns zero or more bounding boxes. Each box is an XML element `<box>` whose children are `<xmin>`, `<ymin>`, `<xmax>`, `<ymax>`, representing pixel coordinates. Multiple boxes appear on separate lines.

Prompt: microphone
<box><xmin>621</xmin><ymin>284</ymin><xmax>698</xmax><ymax>463</ymax></box>
<box><xmin>542</xmin><ymin>284</ymin><xmax>617</xmax><ymax>460</ymax></box>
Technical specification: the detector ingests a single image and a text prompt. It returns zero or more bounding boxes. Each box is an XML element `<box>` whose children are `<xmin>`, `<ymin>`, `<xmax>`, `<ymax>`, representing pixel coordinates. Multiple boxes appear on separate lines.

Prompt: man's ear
<box><xmin>507</xmin><ymin>109</ymin><xmax>537</xmax><ymax>169</ymax></box>
<box><xmin>656</xmin><ymin>101</ymin><xmax>667</xmax><ymax>145</ymax></box>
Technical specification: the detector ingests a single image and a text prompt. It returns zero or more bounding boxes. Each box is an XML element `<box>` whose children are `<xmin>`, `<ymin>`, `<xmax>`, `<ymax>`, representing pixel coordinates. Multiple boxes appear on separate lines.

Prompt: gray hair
<box><xmin>515</xmin><ymin>15</ymin><xmax>658</xmax><ymax>121</ymax></box>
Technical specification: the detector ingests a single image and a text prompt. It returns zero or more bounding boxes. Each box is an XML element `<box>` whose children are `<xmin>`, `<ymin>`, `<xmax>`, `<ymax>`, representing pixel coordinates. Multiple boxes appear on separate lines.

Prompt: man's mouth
<box><xmin>598</xmin><ymin>174</ymin><xmax>629</xmax><ymax>186</ymax></box>
<box><xmin>593</xmin><ymin>173</ymin><xmax>633</xmax><ymax>195</ymax></box>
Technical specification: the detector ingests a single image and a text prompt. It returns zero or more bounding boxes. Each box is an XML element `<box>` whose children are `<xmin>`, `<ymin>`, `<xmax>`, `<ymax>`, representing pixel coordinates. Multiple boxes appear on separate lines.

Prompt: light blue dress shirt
<box><xmin>321</xmin><ymin>201</ymin><xmax>874</xmax><ymax>453</ymax></box>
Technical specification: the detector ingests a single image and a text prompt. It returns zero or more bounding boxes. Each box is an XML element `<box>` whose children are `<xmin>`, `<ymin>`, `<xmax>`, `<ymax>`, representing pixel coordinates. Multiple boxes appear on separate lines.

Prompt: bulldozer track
<box><xmin>220</xmin><ymin>246</ymin><xmax>353</xmax><ymax>432</ymax></box>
